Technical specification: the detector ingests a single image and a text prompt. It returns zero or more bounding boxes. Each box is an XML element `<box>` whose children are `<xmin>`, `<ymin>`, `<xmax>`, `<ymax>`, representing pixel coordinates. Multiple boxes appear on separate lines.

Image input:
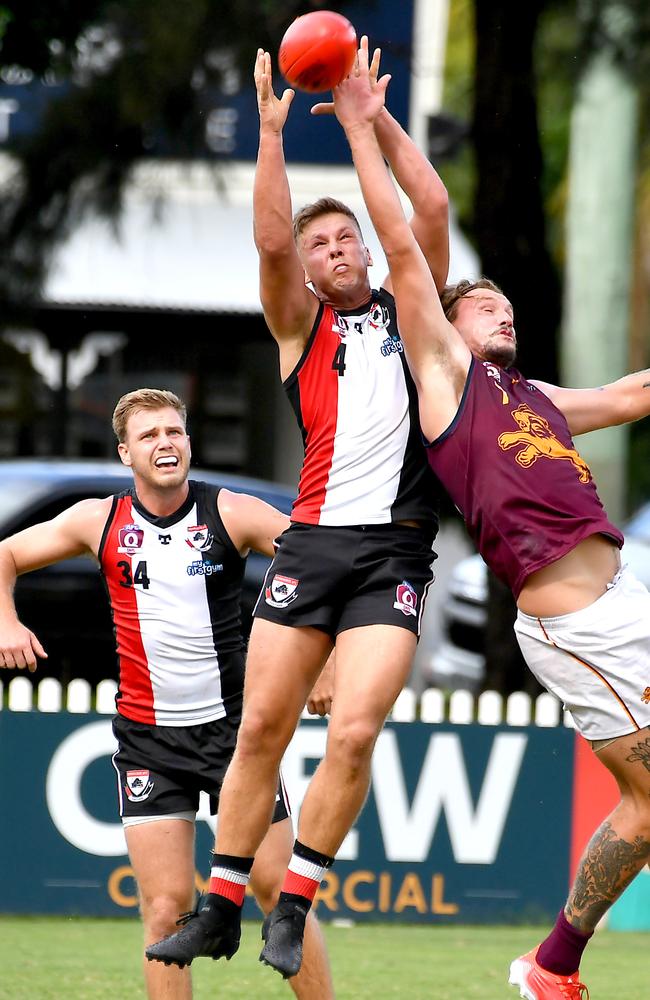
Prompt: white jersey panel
<box><xmin>128</xmin><ymin>502</ymin><xmax>225</xmax><ymax>725</ymax></box>
<box><xmin>320</xmin><ymin>303</ymin><xmax>411</xmax><ymax>525</ymax></box>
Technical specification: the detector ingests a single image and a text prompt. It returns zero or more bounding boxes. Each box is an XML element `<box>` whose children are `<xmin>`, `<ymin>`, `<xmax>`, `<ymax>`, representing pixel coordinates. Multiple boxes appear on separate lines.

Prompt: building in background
<box><xmin>0</xmin><ymin>0</ymin><xmax>476</xmax><ymax>485</ymax></box>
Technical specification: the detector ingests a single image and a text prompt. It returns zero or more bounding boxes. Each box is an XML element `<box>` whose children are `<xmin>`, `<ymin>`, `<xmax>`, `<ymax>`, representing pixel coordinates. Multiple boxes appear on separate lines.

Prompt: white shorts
<box><xmin>514</xmin><ymin>565</ymin><xmax>650</xmax><ymax>741</ymax></box>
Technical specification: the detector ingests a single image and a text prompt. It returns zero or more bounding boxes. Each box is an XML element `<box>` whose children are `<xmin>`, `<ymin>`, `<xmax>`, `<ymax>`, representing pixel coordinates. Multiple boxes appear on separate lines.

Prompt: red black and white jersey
<box><xmin>98</xmin><ymin>481</ymin><xmax>245</xmax><ymax>727</ymax></box>
<box><xmin>286</xmin><ymin>289</ymin><xmax>437</xmax><ymax>527</ymax></box>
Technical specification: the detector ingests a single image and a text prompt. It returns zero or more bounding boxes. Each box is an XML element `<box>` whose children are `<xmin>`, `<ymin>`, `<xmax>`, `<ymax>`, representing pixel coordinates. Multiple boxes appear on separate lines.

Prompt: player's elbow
<box><xmin>253</xmin><ymin>222</ymin><xmax>294</xmax><ymax>259</ymax></box>
<box><xmin>383</xmin><ymin>231</ymin><xmax>418</xmax><ymax>266</ymax></box>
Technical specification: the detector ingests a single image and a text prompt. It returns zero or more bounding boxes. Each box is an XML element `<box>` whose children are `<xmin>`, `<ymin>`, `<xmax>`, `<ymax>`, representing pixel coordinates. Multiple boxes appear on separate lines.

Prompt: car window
<box><xmin>0</xmin><ymin>480</ymin><xmax>50</xmax><ymax>523</ymax></box>
<box><xmin>625</xmin><ymin>503</ymin><xmax>650</xmax><ymax>543</ymax></box>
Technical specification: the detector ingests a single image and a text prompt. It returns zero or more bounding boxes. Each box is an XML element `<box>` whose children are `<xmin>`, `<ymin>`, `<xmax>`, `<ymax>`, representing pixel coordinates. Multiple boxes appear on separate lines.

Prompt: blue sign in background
<box><xmin>0</xmin><ymin>2</ymin><xmax>413</xmax><ymax>166</ymax></box>
<box><xmin>0</xmin><ymin>712</ymin><xmax>574</xmax><ymax>923</ymax></box>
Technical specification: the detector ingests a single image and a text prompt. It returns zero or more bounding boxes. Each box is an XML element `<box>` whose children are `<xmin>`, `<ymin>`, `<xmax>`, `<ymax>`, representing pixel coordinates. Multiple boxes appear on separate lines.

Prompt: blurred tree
<box><xmin>472</xmin><ymin>0</ymin><xmax>563</xmax><ymax>383</ymax></box>
<box><xmin>470</xmin><ymin>0</ymin><xmax>565</xmax><ymax>695</ymax></box>
<box><xmin>0</xmin><ymin>0</ymin><xmax>351</xmax><ymax>318</ymax></box>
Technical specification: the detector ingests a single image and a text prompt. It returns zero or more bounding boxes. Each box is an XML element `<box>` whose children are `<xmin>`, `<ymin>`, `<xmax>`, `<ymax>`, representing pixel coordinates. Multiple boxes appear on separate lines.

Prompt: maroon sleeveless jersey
<box><xmin>425</xmin><ymin>359</ymin><xmax>623</xmax><ymax>597</ymax></box>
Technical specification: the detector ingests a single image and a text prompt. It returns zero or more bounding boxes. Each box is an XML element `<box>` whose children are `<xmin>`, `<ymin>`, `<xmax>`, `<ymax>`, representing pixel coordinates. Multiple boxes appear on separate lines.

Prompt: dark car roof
<box><xmin>0</xmin><ymin>459</ymin><xmax>296</xmax><ymax>530</ymax></box>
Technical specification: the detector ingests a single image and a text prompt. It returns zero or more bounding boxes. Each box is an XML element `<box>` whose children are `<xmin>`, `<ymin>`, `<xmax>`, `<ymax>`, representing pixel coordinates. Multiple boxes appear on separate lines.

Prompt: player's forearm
<box><xmin>373</xmin><ymin>108</ymin><xmax>449</xmax><ymax>288</ymax></box>
<box><xmin>374</xmin><ymin>108</ymin><xmax>447</xmax><ymax>211</ymax></box>
<box><xmin>610</xmin><ymin>369</ymin><xmax>650</xmax><ymax>425</ymax></box>
<box><xmin>253</xmin><ymin>131</ymin><xmax>294</xmax><ymax>255</ymax></box>
<box><xmin>0</xmin><ymin>547</ymin><xmax>20</xmax><ymax>624</ymax></box>
<box><xmin>346</xmin><ymin>123</ymin><xmax>413</xmax><ymax>257</ymax></box>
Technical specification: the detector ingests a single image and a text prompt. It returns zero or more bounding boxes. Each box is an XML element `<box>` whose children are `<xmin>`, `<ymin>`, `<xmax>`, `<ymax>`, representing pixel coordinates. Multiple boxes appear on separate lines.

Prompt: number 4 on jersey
<box><xmin>331</xmin><ymin>342</ymin><xmax>347</xmax><ymax>376</ymax></box>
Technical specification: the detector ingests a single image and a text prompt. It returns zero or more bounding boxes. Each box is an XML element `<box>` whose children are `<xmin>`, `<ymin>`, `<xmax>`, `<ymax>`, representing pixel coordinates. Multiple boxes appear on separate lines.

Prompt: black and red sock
<box><xmin>278</xmin><ymin>839</ymin><xmax>335</xmax><ymax>912</ymax></box>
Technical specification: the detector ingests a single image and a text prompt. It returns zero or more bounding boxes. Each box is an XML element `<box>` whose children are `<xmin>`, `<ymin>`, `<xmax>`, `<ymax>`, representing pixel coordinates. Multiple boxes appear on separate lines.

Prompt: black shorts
<box><xmin>112</xmin><ymin>712</ymin><xmax>290</xmax><ymax>822</ymax></box>
<box><xmin>254</xmin><ymin>521</ymin><xmax>436</xmax><ymax>637</ymax></box>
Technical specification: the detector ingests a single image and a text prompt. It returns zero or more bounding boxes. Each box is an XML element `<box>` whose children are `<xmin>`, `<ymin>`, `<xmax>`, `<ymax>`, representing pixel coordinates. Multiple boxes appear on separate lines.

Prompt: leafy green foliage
<box><xmin>0</xmin><ymin>1</ymin><xmax>352</xmax><ymax>313</ymax></box>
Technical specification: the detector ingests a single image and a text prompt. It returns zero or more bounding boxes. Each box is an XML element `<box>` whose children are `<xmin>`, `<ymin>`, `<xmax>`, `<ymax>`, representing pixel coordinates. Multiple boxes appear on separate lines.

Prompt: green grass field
<box><xmin>0</xmin><ymin>916</ymin><xmax>645</xmax><ymax>999</ymax></box>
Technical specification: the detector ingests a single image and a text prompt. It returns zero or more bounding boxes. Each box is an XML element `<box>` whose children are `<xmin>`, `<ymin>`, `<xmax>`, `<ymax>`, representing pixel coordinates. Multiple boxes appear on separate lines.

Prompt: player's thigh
<box><xmin>597</xmin><ymin>726</ymin><xmax>650</xmax><ymax>806</ymax></box>
<box><xmin>243</xmin><ymin>617</ymin><xmax>333</xmax><ymax>725</ymax></box>
<box><xmin>125</xmin><ymin>818</ymin><xmax>196</xmax><ymax>913</ymax></box>
<box><xmin>332</xmin><ymin>623</ymin><xmax>416</xmax><ymax>729</ymax></box>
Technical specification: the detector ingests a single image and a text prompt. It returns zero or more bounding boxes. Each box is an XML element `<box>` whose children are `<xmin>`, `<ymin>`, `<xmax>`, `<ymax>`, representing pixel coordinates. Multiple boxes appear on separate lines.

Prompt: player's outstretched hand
<box><xmin>311</xmin><ymin>38</ymin><xmax>382</xmax><ymax>117</ymax></box>
<box><xmin>0</xmin><ymin>620</ymin><xmax>47</xmax><ymax>672</ymax></box>
<box><xmin>254</xmin><ymin>48</ymin><xmax>294</xmax><ymax>133</ymax></box>
<box><xmin>332</xmin><ymin>35</ymin><xmax>390</xmax><ymax>132</ymax></box>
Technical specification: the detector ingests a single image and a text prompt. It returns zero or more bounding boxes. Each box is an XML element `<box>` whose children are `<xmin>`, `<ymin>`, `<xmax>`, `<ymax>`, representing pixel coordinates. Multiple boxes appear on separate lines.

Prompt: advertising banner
<box><xmin>1</xmin><ymin>713</ymin><xmax>575</xmax><ymax>922</ymax></box>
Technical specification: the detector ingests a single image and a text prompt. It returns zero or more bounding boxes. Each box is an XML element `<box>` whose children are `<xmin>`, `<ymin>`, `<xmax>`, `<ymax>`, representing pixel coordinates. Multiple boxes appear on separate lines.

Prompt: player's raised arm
<box><xmin>314</xmin><ymin>45</ymin><xmax>449</xmax><ymax>291</ymax></box>
<box><xmin>333</xmin><ymin>40</ymin><xmax>465</xmax><ymax>383</ymax></box>
<box><xmin>370</xmin><ymin>53</ymin><xmax>449</xmax><ymax>292</ymax></box>
<box><xmin>253</xmin><ymin>49</ymin><xmax>317</xmax><ymax>373</ymax></box>
<box><xmin>530</xmin><ymin>368</ymin><xmax>650</xmax><ymax>437</ymax></box>
<box><xmin>0</xmin><ymin>497</ymin><xmax>110</xmax><ymax>671</ymax></box>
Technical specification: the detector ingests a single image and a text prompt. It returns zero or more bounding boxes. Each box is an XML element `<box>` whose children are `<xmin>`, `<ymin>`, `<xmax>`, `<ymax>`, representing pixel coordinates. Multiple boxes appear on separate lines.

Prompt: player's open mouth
<box><xmin>155</xmin><ymin>457</ymin><xmax>179</xmax><ymax>468</ymax></box>
<box><xmin>333</xmin><ymin>263</ymin><xmax>348</xmax><ymax>273</ymax></box>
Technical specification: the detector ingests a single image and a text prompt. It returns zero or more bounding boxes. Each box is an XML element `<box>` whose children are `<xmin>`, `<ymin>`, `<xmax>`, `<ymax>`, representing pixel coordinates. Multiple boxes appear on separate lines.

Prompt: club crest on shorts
<box><xmin>265</xmin><ymin>573</ymin><xmax>299</xmax><ymax>608</ymax></box>
<box><xmin>125</xmin><ymin>769</ymin><xmax>154</xmax><ymax>801</ymax></box>
<box><xmin>393</xmin><ymin>580</ymin><xmax>418</xmax><ymax>617</ymax></box>
<box><xmin>117</xmin><ymin>524</ymin><xmax>144</xmax><ymax>554</ymax></box>
<box><xmin>185</xmin><ymin>525</ymin><xmax>213</xmax><ymax>551</ymax></box>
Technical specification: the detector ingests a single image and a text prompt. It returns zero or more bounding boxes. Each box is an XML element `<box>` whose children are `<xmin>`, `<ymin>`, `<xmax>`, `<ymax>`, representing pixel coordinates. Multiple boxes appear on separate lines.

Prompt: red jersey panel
<box><xmin>286</xmin><ymin>290</ymin><xmax>437</xmax><ymax>527</ymax></box>
<box><xmin>99</xmin><ymin>482</ymin><xmax>245</xmax><ymax>726</ymax></box>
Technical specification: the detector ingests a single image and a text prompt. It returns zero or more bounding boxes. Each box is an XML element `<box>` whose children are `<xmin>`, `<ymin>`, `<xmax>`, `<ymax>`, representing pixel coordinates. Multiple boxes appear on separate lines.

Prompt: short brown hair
<box><xmin>112</xmin><ymin>388</ymin><xmax>187</xmax><ymax>443</ymax></box>
<box><xmin>292</xmin><ymin>197</ymin><xmax>363</xmax><ymax>243</ymax></box>
<box><xmin>440</xmin><ymin>278</ymin><xmax>503</xmax><ymax>322</ymax></box>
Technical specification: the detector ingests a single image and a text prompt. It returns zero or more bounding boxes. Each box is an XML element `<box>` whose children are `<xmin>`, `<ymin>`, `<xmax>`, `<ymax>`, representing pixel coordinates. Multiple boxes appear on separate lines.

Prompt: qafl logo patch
<box><xmin>265</xmin><ymin>574</ymin><xmax>299</xmax><ymax>608</ymax></box>
<box><xmin>117</xmin><ymin>524</ymin><xmax>144</xmax><ymax>554</ymax></box>
<box><xmin>124</xmin><ymin>769</ymin><xmax>154</xmax><ymax>802</ymax></box>
<box><xmin>185</xmin><ymin>525</ymin><xmax>213</xmax><ymax>551</ymax></box>
<box><xmin>393</xmin><ymin>581</ymin><xmax>418</xmax><ymax>617</ymax></box>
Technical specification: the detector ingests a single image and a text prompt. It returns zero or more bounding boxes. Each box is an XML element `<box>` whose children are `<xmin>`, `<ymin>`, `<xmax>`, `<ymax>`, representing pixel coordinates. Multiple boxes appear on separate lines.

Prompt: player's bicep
<box><xmin>259</xmin><ymin>251</ymin><xmax>315</xmax><ymax>342</ymax></box>
<box><xmin>218</xmin><ymin>491</ymin><xmax>290</xmax><ymax>557</ymax></box>
<box><xmin>2</xmin><ymin>499</ymin><xmax>105</xmax><ymax>575</ymax></box>
<box><xmin>531</xmin><ymin>381</ymin><xmax>615</xmax><ymax>436</ymax></box>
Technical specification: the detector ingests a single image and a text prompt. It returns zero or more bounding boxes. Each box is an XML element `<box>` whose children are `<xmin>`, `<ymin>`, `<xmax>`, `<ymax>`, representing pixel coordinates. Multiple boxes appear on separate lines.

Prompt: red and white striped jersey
<box><xmin>98</xmin><ymin>482</ymin><xmax>245</xmax><ymax>726</ymax></box>
<box><xmin>286</xmin><ymin>289</ymin><xmax>437</xmax><ymax>526</ymax></box>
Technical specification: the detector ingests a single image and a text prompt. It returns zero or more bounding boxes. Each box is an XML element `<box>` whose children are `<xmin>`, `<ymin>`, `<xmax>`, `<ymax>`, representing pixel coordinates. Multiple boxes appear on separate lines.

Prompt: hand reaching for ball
<box><xmin>329</xmin><ymin>36</ymin><xmax>391</xmax><ymax>132</ymax></box>
<box><xmin>254</xmin><ymin>48</ymin><xmax>294</xmax><ymax>134</ymax></box>
<box><xmin>311</xmin><ymin>38</ymin><xmax>383</xmax><ymax>118</ymax></box>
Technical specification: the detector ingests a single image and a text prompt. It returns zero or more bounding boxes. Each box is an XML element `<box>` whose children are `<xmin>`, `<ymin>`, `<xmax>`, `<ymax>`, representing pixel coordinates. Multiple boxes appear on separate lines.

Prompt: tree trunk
<box><xmin>472</xmin><ymin>0</ymin><xmax>561</xmax><ymax>381</ymax></box>
<box><xmin>472</xmin><ymin>0</ymin><xmax>560</xmax><ymax>693</ymax></box>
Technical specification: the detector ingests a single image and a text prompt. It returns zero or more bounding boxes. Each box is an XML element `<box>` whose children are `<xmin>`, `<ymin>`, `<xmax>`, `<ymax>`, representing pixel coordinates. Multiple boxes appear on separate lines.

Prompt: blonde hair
<box><xmin>112</xmin><ymin>388</ymin><xmax>187</xmax><ymax>443</ymax></box>
<box><xmin>292</xmin><ymin>197</ymin><xmax>363</xmax><ymax>243</ymax></box>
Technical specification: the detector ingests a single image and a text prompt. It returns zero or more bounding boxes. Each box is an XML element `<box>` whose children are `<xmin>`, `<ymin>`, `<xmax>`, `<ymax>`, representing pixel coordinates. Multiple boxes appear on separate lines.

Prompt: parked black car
<box><xmin>0</xmin><ymin>460</ymin><xmax>295</xmax><ymax>687</ymax></box>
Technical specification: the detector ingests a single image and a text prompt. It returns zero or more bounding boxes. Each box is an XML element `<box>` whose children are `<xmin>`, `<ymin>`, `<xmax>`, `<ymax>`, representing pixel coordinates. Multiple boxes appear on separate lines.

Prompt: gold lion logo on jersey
<box><xmin>497</xmin><ymin>404</ymin><xmax>591</xmax><ymax>483</ymax></box>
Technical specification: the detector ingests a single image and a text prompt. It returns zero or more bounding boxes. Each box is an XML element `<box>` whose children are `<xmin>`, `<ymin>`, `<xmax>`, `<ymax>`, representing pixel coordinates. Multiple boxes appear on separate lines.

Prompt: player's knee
<box><xmin>237</xmin><ymin>708</ymin><xmax>291</xmax><ymax>762</ymax></box>
<box><xmin>141</xmin><ymin>892</ymin><xmax>192</xmax><ymax>942</ymax></box>
<box><xmin>630</xmin><ymin>798</ymin><xmax>650</xmax><ymax>842</ymax></box>
<box><xmin>328</xmin><ymin>717</ymin><xmax>379</xmax><ymax>768</ymax></box>
<box><xmin>251</xmin><ymin>878</ymin><xmax>278</xmax><ymax>915</ymax></box>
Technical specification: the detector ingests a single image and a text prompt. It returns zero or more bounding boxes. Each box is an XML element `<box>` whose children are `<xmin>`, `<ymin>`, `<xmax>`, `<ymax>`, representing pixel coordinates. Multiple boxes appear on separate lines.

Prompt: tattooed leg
<box><xmin>565</xmin><ymin>726</ymin><xmax>650</xmax><ymax>933</ymax></box>
<box><xmin>565</xmin><ymin>818</ymin><xmax>650</xmax><ymax>931</ymax></box>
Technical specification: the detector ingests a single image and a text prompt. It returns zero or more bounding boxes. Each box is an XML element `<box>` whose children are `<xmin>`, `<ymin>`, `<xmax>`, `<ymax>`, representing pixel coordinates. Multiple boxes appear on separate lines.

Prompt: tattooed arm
<box><xmin>530</xmin><ymin>369</ymin><xmax>650</xmax><ymax>437</ymax></box>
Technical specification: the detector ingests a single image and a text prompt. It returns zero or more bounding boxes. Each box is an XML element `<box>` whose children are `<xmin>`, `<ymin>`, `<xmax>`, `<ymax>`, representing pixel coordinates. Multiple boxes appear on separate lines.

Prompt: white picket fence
<box><xmin>0</xmin><ymin>675</ymin><xmax>572</xmax><ymax>728</ymax></box>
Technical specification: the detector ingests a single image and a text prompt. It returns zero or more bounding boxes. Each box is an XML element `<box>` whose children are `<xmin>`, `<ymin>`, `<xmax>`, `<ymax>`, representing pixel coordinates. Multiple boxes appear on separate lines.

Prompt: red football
<box><xmin>279</xmin><ymin>11</ymin><xmax>357</xmax><ymax>93</ymax></box>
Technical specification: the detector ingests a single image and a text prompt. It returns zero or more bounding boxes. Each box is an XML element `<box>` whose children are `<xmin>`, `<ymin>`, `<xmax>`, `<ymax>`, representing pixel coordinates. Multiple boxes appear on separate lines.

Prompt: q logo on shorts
<box><xmin>393</xmin><ymin>581</ymin><xmax>418</xmax><ymax>617</ymax></box>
